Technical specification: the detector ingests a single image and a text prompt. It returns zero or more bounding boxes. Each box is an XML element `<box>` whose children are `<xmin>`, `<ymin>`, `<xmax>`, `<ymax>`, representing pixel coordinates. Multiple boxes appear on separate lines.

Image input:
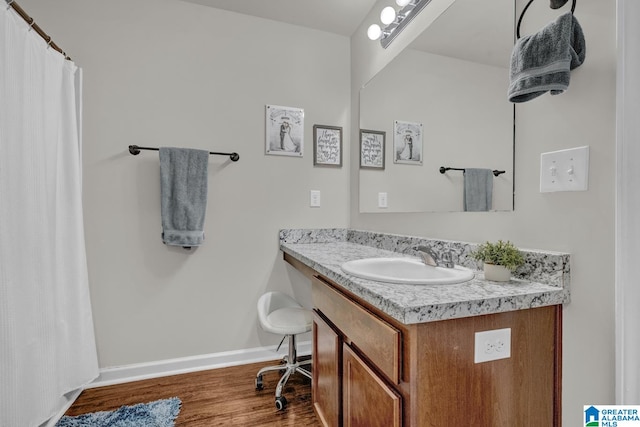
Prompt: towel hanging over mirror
<box><xmin>508</xmin><ymin>11</ymin><xmax>586</xmax><ymax>103</ymax></box>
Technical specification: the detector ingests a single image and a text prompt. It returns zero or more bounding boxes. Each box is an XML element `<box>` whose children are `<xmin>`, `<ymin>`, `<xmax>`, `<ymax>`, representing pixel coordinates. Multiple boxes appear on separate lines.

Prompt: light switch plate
<box><xmin>378</xmin><ymin>192</ymin><xmax>388</xmax><ymax>209</ymax></box>
<box><xmin>310</xmin><ymin>190</ymin><xmax>321</xmax><ymax>207</ymax></box>
<box><xmin>540</xmin><ymin>146</ymin><xmax>589</xmax><ymax>193</ymax></box>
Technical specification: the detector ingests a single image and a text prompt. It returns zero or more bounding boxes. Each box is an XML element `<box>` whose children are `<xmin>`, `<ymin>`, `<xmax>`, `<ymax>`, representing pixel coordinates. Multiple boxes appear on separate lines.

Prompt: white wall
<box><xmin>20</xmin><ymin>0</ymin><xmax>351</xmax><ymax>367</ymax></box>
<box><xmin>352</xmin><ymin>0</ymin><xmax>615</xmax><ymax>426</ymax></box>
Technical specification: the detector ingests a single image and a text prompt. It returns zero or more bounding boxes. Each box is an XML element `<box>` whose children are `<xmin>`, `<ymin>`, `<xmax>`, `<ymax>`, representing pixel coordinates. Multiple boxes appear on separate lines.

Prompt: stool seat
<box><xmin>255</xmin><ymin>291</ymin><xmax>313</xmax><ymax>411</ymax></box>
<box><xmin>257</xmin><ymin>291</ymin><xmax>312</xmax><ymax>336</ymax></box>
<box><xmin>265</xmin><ymin>307</ymin><xmax>312</xmax><ymax>335</ymax></box>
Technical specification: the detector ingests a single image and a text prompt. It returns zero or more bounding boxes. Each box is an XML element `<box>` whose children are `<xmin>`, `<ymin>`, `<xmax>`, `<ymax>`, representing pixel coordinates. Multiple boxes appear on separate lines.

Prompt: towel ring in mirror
<box><xmin>517</xmin><ymin>0</ymin><xmax>577</xmax><ymax>39</ymax></box>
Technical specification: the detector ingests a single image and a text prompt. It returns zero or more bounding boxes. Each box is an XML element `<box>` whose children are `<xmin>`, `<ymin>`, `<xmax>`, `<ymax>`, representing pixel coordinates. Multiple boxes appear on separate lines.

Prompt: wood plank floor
<box><xmin>65</xmin><ymin>360</ymin><xmax>320</xmax><ymax>426</ymax></box>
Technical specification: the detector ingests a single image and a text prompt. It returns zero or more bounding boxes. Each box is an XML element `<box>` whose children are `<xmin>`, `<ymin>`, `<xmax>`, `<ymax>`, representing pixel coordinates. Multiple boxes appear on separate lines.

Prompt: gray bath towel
<box><xmin>159</xmin><ymin>147</ymin><xmax>209</xmax><ymax>248</ymax></box>
<box><xmin>464</xmin><ymin>169</ymin><xmax>493</xmax><ymax>212</ymax></box>
<box><xmin>508</xmin><ymin>11</ymin><xmax>586</xmax><ymax>103</ymax></box>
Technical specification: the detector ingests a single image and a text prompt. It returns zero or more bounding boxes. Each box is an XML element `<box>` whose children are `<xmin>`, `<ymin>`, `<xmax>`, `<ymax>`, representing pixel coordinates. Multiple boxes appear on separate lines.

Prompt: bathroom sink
<box><xmin>340</xmin><ymin>257</ymin><xmax>474</xmax><ymax>285</ymax></box>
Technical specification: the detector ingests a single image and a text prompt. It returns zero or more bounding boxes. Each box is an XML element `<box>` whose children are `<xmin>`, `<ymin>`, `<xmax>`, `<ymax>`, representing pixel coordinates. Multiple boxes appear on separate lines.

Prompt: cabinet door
<box><xmin>313</xmin><ymin>311</ymin><xmax>341</xmax><ymax>427</ymax></box>
<box><xmin>343</xmin><ymin>344</ymin><xmax>401</xmax><ymax>427</ymax></box>
<box><xmin>312</xmin><ymin>276</ymin><xmax>401</xmax><ymax>384</ymax></box>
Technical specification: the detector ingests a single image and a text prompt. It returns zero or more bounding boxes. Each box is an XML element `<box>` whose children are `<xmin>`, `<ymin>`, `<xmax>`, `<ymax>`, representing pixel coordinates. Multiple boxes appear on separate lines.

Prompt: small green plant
<box><xmin>471</xmin><ymin>240</ymin><xmax>525</xmax><ymax>272</ymax></box>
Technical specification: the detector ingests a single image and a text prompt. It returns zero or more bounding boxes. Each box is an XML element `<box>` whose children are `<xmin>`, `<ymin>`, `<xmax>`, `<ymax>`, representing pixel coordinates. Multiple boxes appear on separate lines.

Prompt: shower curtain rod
<box><xmin>5</xmin><ymin>0</ymin><xmax>71</xmax><ymax>60</ymax></box>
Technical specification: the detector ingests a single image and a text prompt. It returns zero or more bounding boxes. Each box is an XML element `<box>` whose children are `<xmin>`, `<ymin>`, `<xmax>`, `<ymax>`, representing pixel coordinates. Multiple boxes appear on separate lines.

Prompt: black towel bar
<box><xmin>439</xmin><ymin>167</ymin><xmax>505</xmax><ymax>177</ymax></box>
<box><xmin>128</xmin><ymin>145</ymin><xmax>239</xmax><ymax>162</ymax></box>
<box><xmin>517</xmin><ymin>0</ymin><xmax>577</xmax><ymax>39</ymax></box>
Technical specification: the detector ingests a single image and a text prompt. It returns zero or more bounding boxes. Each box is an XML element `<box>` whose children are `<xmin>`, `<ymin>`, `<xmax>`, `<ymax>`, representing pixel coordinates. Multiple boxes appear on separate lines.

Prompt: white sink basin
<box><xmin>340</xmin><ymin>257</ymin><xmax>474</xmax><ymax>285</ymax></box>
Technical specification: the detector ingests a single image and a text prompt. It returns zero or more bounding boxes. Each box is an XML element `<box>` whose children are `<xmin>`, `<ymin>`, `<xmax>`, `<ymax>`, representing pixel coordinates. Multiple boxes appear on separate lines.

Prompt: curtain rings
<box><xmin>6</xmin><ymin>0</ymin><xmax>15</xmax><ymax>10</ymax></box>
<box><xmin>27</xmin><ymin>17</ymin><xmax>35</xmax><ymax>31</ymax></box>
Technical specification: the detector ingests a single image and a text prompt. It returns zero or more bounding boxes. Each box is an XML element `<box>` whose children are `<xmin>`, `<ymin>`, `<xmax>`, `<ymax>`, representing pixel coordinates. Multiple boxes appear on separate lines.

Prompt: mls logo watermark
<box><xmin>585</xmin><ymin>406</ymin><xmax>640</xmax><ymax>426</ymax></box>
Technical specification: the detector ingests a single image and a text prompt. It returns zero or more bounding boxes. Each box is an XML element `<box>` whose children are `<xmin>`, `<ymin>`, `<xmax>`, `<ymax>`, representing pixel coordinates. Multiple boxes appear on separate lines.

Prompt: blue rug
<box><xmin>55</xmin><ymin>397</ymin><xmax>181</xmax><ymax>427</ymax></box>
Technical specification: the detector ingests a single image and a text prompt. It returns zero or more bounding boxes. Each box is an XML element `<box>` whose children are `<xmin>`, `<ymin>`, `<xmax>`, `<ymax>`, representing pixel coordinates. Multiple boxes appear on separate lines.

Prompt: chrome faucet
<box><xmin>414</xmin><ymin>246</ymin><xmax>455</xmax><ymax>268</ymax></box>
<box><xmin>415</xmin><ymin>245</ymin><xmax>438</xmax><ymax>267</ymax></box>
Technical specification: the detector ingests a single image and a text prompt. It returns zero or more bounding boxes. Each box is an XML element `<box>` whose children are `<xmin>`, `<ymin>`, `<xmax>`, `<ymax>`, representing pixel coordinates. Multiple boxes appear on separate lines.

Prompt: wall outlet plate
<box><xmin>310</xmin><ymin>190</ymin><xmax>321</xmax><ymax>207</ymax></box>
<box><xmin>378</xmin><ymin>192</ymin><xmax>388</xmax><ymax>208</ymax></box>
<box><xmin>474</xmin><ymin>328</ymin><xmax>511</xmax><ymax>363</ymax></box>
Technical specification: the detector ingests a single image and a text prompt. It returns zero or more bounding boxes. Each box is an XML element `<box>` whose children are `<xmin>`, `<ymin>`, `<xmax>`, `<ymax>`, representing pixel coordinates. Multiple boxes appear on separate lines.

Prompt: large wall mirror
<box><xmin>359</xmin><ymin>0</ymin><xmax>515</xmax><ymax>213</ymax></box>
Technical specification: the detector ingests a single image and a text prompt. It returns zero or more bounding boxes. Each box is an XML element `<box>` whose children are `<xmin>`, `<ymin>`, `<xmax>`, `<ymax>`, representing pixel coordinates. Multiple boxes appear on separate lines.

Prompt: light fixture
<box><xmin>366</xmin><ymin>0</ymin><xmax>432</xmax><ymax>48</ymax></box>
<box><xmin>367</xmin><ymin>24</ymin><xmax>382</xmax><ymax>41</ymax></box>
<box><xmin>380</xmin><ymin>6</ymin><xmax>396</xmax><ymax>25</ymax></box>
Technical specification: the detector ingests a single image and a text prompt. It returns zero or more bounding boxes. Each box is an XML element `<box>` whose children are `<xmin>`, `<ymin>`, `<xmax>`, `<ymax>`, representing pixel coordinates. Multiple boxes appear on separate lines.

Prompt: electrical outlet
<box><xmin>378</xmin><ymin>192</ymin><xmax>388</xmax><ymax>208</ymax></box>
<box><xmin>474</xmin><ymin>328</ymin><xmax>511</xmax><ymax>363</ymax></box>
<box><xmin>310</xmin><ymin>190</ymin><xmax>321</xmax><ymax>207</ymax></box>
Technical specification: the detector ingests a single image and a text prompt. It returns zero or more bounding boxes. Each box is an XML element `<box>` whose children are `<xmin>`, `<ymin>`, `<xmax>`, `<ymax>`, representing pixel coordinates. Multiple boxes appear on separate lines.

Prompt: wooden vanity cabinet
<box><xmin>342</xmin><ymin>344</ymin><xmax>402</xmax><ymax>427</ymax></box>
<box><xmin>313</xmin><ymin>309</ymin><xmax>402</xmax><ymax>427</ymax></box>
<box><xmin>312</xmin><ymin>311</ymin><xmax>341</xmax><ymax>427</ymax></box>
<box><xmin>312</xmin><ymin>275</ymin><xmax>402</xmax><ymax>427</ymax></box>
<box><xmin>307</xmin><ymin>272</ymin><xmax>562</xmax><ymax>427</ymax></box>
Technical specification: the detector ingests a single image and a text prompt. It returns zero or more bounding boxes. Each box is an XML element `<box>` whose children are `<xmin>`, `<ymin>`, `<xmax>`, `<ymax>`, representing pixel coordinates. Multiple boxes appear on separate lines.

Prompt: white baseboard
<box><xmin>88</xmin><ymin>341</ymin><xmax>311</xmax><ymax>389</ymax></box>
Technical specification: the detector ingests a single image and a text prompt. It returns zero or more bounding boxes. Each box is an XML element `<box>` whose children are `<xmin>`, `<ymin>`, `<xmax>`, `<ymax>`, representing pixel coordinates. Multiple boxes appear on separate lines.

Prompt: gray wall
<box><xmin>20</xmin><ymin>0</ymin><xmax>351</xmax><ymax>367</ymax></box>
<box><xmin>351</xmin><ymin>0</ymin><xmax>615</xmax><ymax>426</ymax></box>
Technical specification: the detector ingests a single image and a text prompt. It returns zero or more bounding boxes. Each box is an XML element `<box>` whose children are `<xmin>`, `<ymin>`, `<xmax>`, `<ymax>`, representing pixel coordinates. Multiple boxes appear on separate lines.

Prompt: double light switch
<box><xmin>540</xmin><ymin>146</ymin><xmax>589</xmax><ymax>193</ymax></box>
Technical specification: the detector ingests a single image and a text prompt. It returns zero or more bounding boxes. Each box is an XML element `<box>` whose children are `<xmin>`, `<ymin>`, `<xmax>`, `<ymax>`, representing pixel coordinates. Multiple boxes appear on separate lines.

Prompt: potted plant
<box><xmin>470</xmin><ymin>240</ymin><xmax>524</xmax><ymax>282</ymax></box>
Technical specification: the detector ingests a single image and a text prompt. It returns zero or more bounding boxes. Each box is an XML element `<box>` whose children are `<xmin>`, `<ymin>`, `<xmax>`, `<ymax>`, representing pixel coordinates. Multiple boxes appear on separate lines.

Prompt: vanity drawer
<box><xmin>312</xmin><ymin>276</ymin><xmax>401</xmax><ymax>384</ymax></box>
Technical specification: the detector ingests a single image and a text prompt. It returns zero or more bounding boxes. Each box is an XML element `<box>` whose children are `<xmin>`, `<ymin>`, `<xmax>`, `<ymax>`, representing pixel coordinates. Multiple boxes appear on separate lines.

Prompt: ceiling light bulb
<box><xmin>380</xmin><ymin>6</ymin><xmax>396</xmax><ymax>25</ymax></box>
<box><xmin>396</xmin><ymin>0</ymin><xmax>411</xmax><ymax>6</ymax></box>
<box><xmin>367</xmin><ymin>24</ymin><xmax>382</xmax><ymax>40</ymax></box>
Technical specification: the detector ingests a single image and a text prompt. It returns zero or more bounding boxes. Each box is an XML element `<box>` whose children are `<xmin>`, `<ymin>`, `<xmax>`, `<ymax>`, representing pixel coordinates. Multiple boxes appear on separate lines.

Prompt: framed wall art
<box><xmin>360</xmin><ymin>129</ymin><xmax>385</xmax><ymax>170</ymax></box>
<box><xmin>393</xmin><ymin>120</ymin><xmax>423</xmax><ymax>165</ymax></box>
<box><xmin>265</xmin><ymin>105</ymin><xmax>304</xmax><ymax>157</ymax></box>
<box><xmin>313</xmin><ymin>125</ymin><xmax>342</xmax><ymax>167</ymax></box>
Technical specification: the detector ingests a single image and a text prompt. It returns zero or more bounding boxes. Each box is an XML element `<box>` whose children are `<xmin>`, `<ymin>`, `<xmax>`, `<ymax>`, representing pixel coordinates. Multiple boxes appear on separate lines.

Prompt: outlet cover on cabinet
<box><xmin>474</xmin><ymin>328</ymin><xmax>511</xmax><ymax>363</ymax></box>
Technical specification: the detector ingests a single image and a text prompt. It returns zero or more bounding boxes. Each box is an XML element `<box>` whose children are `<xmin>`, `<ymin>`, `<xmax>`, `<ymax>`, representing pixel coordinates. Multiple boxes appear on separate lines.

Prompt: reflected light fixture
<box><xmin>367</xmin><ymin>24</ymin><xmax>383</xmax><ymax>41</ymax></box>
<box><xmin>380</xmin><ymin>6</ymin><xmax>396</xmax><ymax>25</ymax></box>
<box><xmin>366</xmin><ymin>0</ymin><xmax>432</xmax><ymax>48</ymax></box>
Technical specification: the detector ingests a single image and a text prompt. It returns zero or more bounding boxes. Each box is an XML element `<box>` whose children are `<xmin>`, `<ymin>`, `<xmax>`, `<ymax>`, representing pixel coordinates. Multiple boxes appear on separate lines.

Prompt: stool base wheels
<box><xmin>275</xmin><ymin>395</ymin><xmax>287</xmax><ymax>411</ymax></box>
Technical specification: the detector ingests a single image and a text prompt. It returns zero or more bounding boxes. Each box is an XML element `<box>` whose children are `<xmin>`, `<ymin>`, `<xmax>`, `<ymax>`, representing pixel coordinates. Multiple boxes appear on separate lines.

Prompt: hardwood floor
<box><xmin>65</xmin><ymin>360</ymin><xmax>320</xmax><ymax>426</ymax></box>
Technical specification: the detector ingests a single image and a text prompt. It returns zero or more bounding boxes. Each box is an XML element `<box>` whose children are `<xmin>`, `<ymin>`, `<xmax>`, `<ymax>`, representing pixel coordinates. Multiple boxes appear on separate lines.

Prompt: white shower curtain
<box><xmin>0</xmin><ymin>6</ymin><xmax>98</xmax><ymax>427</ymax></box>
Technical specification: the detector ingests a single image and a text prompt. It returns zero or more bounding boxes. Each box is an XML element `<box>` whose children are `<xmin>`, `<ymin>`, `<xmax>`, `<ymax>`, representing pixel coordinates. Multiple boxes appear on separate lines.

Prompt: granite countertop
<box><xmin>280</xmin><ymin>228</ymin><xmax>571</xmax><ymax>325</ymax></box>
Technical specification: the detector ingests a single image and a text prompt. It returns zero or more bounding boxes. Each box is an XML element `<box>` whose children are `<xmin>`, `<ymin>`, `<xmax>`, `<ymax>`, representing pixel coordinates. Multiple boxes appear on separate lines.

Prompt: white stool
<box><xmin>255</xmin><ymin>291</ymin><xmax>312</xmax><ymax>410</ymax></box>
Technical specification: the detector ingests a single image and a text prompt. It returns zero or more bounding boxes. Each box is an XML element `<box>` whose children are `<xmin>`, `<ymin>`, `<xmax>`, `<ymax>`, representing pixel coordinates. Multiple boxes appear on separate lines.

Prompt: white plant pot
<box><xmin>483</xmin><ymin>263</ymin><xmax>511</xmax><ymax>282</ymax></box>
